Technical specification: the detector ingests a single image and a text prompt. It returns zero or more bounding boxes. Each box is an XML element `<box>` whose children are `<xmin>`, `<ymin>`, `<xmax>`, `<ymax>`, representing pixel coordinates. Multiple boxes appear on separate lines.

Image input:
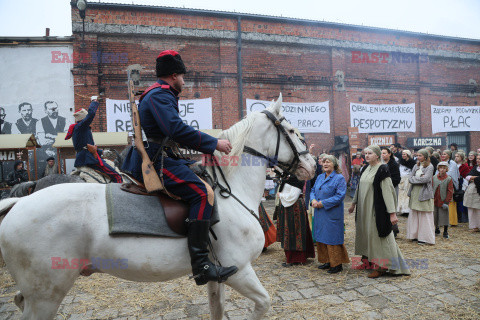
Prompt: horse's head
<box><xmin>247</xmin><ymin>94</ymin><xmax>316</xmax><ymax>181</ymax></box>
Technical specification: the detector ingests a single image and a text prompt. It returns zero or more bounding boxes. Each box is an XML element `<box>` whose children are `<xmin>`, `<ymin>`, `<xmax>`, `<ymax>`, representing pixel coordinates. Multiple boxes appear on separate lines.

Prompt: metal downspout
<box><xmin>237</xmin><ymin>16</ymin><xmax>244</xmax><ymax>119</ymax></box>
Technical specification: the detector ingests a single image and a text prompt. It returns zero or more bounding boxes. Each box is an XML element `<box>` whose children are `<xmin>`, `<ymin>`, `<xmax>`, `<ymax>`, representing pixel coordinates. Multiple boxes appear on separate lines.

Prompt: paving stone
<box><xmin>467</xmin><ymin>264</ymin><xmax>480</xmax><ymax>272</ymax></box>
<box><xmin>363</xmin><ymin>295</ymin><xmax>389</xmax><ymax>309</ymax></box>
<box><xmin>339</xmin><ymin>289</ymin><xmax>361</xmax><ymax>301</ymax></box>
<box><xmin>277</xmin><ymin>290</ymin><xmax>303</xmax><ymax>301</ymax></box>
<box><xmin>299</xmin><ymin>287</ymin><xmax>322</xmax><ymax>299</ymax></box>
<box><xmin>457</xmin><ymin>268</ymin><xmax>478</xmax><ymax>276</ymax></box>
<box><xmin>361</xmin><ymin>310</ymin><xmax>382</xmax><ymax>319</ymax></box>
<box><xmin>317</xmin><ymin>294</ymin><xmax>344</xmax><ymax>305</ymax></box>
<box><xmin>458</xmin><ymin>278</ymin><xmax>477</xmax><ymax>287</ymax></box>
<box><xmin>435</xmin><ymin>293</ymin><xmax>464</xmax><ymax>305</ymax></box>
<box><xmin>292</xmin><ymin>279</ymin><xmax>316</xmax><ymax>289</ymax></box>
<box><xmin>374</xmin><ymin>283</ymin><xmax>399</xmax><ymax>293</ymax></box>
<box><xmin>349</xmin><ymin>300</ymin><xmax>371</xmax><ymax>312</ymax></box>
<box><xmin>385</xmin><ymin>292</ymin><xmax>412</xmax><ymax>303</ymax></box>
<box><xmin>355</xmin><ymin>286</ymin><xmax>382</xmax><ymax>297</ymax></box>
<box><xmin>163</xmin><ymin>308</ymin><xmax>186</xmax><ymax>320</ymax></box>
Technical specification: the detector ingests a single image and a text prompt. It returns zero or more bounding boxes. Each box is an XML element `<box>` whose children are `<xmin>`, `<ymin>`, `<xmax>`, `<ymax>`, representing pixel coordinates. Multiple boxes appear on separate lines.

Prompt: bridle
<box><xmin>243</xmin><ymin>110</ymin><xmax>309</xmax><ymax>178</ymax></box>
<box><xmin>203</xmin><ymin>109</ymin><xmax>310</xmax><ymax>228</ymax></box>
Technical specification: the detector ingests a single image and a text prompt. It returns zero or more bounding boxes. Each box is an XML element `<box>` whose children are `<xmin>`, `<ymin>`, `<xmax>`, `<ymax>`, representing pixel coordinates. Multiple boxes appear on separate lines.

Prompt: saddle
<box><xmin>117</xmin><ymin>164</ymin><xmax>219</xmax><ymax>237</ymax></box>
<box><xmin>120</xmin><ymin>182</ymin><xmax>189</xmax><ymax>235</ymax></box>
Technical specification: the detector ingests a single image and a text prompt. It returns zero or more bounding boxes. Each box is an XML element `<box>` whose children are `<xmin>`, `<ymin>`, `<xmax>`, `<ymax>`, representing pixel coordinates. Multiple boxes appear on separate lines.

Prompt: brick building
<box><xmin>70</xmin><ymin>2</ymin><xmax>480</xmax><ymax>154</ymax></box>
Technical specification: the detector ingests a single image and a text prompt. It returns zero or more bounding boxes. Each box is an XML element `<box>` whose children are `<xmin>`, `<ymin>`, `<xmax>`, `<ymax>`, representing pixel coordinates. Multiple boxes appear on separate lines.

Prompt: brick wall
<box><xmin>71</xmin><ymin>3</ymin><xmax>480</xmax><ymax>154</ymax></box>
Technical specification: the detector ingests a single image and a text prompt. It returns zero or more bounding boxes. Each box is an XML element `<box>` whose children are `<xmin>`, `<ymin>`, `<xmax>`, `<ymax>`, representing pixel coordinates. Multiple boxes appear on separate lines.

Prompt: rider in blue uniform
<box><xmin>65</xmin><ymin>97</ymin><xmax>122</xmax><ymax>183</ymax></box>
<box><xmin>122</xmin><ymin>50</ymin><xmax>238</xmax><ymax>285</ymax></box>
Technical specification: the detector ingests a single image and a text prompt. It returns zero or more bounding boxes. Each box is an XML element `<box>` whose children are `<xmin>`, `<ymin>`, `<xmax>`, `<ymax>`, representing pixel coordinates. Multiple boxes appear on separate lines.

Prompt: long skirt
<box><xmin>258</xmin><ymin>203</ymin><xmax>277</xmax><ymax>248</ymax></box>
<box><xmin>397</xmin><ymin>177</ymin><xmax>411</xmax><ymax>214</ymax></box>
<box><xmin>276</xmin><ymin>198</ymin><xmax>315</xmax><ymax>263</ymax></box>
<box><xmin>316</xmin><ymin>243</ymin><xmax>350</xmax><ymax>267</ymax></box>
<box><xmin>433</xmin><ymin>206</ymin><xmax>449</xmax><ymax>227</ymax></box>
<box><xmin>468</xmin><ymin>208</ymin><xmax>480</xmax><ymax>229</ymax></box>
<box><xmin>457</xmin><ymin>201</ymin><xmax>469</xmax><ymax>223</ymax></box>
<box><xmin>406</xmin><ymin>209</ymin><xmax>435</xmax><ymax>244</ymax></box>
<box><xmin>449</xmin><ymin>202</ymin><xmax>458</xmax><ymax>226</ymax></box>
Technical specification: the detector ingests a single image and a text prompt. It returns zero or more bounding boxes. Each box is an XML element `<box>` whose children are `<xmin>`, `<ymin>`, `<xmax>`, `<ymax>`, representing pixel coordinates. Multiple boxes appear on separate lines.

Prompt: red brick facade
<box><xmin>71</xmin><ymin>3</ymin><xmax>480</xmax><ymax>154</ymax></box>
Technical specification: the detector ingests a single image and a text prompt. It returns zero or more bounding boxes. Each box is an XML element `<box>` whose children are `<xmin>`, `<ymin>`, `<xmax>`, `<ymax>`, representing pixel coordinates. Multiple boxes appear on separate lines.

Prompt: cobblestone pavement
<box><xmin>1</xmin><ymin>199</ymin><xmax>480</xmax><ymax>319</ymax></box>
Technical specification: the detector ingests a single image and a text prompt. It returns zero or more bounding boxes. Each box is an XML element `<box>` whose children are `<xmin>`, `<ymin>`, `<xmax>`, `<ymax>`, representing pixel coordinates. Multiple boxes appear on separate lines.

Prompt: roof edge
<box><xmin>72</xmin><ymin>2</ymin><xmax>480</xmax><ymax>43</ymax></box>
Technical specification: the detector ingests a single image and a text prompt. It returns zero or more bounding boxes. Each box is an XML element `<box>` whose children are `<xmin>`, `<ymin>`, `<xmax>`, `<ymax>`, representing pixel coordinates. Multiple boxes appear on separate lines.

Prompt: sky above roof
<box><xmin>0</xmin><ymin>0</ymin><xmax>479</xmax><ymax>40</ymax></box>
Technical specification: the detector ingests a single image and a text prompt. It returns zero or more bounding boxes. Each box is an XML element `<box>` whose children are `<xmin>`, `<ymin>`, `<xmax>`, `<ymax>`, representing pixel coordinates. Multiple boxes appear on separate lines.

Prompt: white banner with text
<box><xmin>106</xmin><ymin>98</ymin><xmax>213</xmax><ymax>133</ymax></box>
<box><xmin>246</xmin><ymin>99</ymin><xmax>330</xmax><ymax>133</ymax></box>
<box><xmin>350</xmin><ymin>103</ymin><xmax>416</xmax><ymax>133</ymax></box>
<box><xmin>431</xmin><ymin>105</ymin><xmax>480</xmax><ymax>133</ymax></box>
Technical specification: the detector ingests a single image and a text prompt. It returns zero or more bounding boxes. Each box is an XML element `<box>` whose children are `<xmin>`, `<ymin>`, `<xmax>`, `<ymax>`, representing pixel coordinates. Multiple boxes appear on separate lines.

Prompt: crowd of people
<box><xmin>270</xmin><ymin>142</ymin><xmax>480</xmax><ymax>279</ymax></box>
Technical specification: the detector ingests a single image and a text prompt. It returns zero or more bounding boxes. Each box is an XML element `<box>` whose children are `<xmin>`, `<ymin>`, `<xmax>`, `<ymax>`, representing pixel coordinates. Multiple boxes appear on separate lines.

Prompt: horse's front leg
<box><xmin>225</xmin><ymin>264</ymin><xmax>270</xmax><ymax>320</ymax></box>
<box><xmin>208</xmin><ymin>282</ymin><xmax>225</xmax><ymax>320</ymax></box>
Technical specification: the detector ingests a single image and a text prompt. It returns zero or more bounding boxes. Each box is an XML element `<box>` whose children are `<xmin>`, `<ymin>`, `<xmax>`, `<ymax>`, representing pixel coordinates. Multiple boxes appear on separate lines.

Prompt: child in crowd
<box><xmin>433</xmin><ymin>162</ymin><xmax>454</xmax><ymax>239</ymax></box>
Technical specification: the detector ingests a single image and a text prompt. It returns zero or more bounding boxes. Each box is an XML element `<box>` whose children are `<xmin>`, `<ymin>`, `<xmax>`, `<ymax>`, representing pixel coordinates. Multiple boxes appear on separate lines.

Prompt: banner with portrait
<box><xmin>0</xmin><ymin>45</ymin><xmax>75</xmax><ymax>178</ymax></box>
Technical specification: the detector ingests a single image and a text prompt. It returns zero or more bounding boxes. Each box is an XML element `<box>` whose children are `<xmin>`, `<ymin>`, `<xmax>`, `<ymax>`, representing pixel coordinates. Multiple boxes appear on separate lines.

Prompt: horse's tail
<box><xmin>0</xmin><ymin>198</ymin><xmax>20</xmax><ymax>217</ymax></box>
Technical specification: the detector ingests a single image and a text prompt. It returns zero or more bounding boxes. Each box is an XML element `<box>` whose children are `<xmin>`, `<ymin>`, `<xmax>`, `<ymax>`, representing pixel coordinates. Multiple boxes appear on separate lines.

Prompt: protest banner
<box><xmin>246</xmin><ymin>99</ymin><xmax>330</xmax><ymax>133</ymax></box>
<box><xmin>350</xmin><ymin>103</ymin><xmax>416</xmax><ymax>133</ymax></box>
<box><xmin>431</xmin><ymin>105</ymin><xmax>480</xmax><ymax>133</ymax></box>
<box><xmin>106</xmin><ymin>98</ymin><xmax>213</xmax><ymax>134</ymax></box>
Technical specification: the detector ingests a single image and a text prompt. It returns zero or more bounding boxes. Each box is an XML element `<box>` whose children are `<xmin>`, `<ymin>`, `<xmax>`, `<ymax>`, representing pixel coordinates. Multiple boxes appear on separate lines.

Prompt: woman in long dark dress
<box><xmin>276</xmin><ymin>175</ymin><xmax>315</xmax><ymax>267</ymax></box>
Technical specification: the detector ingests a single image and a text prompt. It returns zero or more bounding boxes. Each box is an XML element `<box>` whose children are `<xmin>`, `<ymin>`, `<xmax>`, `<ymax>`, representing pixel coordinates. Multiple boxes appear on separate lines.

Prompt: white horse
<box><xmin>0</xmin><ymin>95</ymin><xmax>316</xmax><ymax>320</ymax></box>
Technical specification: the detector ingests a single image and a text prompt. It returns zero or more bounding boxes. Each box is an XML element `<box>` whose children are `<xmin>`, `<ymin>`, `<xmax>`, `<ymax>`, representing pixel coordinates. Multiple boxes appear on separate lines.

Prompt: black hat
<box><xmin>46</xmin><ymin>157</ymin><xmax>55</xmax><ymax>161</ymax></box>
<box><xmin>156</xmin><ymin>50</ymin><xmax>187</xmax><ymax>77</ymax></box>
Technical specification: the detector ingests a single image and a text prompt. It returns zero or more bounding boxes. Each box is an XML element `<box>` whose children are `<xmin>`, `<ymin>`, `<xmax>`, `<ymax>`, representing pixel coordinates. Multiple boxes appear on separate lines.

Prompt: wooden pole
<box><xmin>57</xmin><ymin>148</ymin><xmax>61</xmax><ymax>174</ymax></box>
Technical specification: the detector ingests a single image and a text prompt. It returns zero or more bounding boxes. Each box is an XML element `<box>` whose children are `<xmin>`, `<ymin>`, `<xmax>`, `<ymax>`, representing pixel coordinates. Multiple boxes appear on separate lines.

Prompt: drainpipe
<box><xmin>237</xmin><ymin>16</ymin><xmax>244</xmax><ymax>119</ymax></box>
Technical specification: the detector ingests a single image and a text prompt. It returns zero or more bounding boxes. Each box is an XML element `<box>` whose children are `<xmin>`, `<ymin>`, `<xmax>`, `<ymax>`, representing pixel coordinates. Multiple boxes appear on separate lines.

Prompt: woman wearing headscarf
<box><xmin>441</xmin><ymin>150</ymin><xmax>461</xmax><ymax>226</ymax></box>
<box><xmin>467</xmin><ymin>151</ymin><xmax>477</xmax><ymax>168</ymax></box>
<box><xmin>426</xmin><ymin>147</ymin><xmax>439</xmax><ymax>174</ymax></box>
<box><xmin>464</xmin><ymin>154</ymin><xmax>480</xmax><ymax>232</ymax></box>
<box><xmin>276</xmin><ymin>175</ymin><xmax>315</xmax><ymax>267</ymax></box>
<box><xmin>398</xmin><ymin>149</ymin><xmax>416</xmax><ymax>216</ymax></box>
<box><xmin>348</xmin><ymin>145</ymin><xmax>410</xmax><ymax>278</ymax></box>
<box><xmin>406</xmin><ymin>149</ymin><xmax>435</xmax><ymax>245</ymax></box>
<box><xmin>310</xmin><ymin>155</ymin><xmax>348</xmax><ymax>274</ymax></box>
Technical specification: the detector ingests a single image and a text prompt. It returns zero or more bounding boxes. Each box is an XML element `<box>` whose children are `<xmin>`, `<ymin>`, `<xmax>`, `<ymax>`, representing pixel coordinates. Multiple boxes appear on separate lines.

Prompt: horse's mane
<box><xmin>217</xmin><ymin>112</ymin><xmax>259</xmax><ymax>175</ymax></box>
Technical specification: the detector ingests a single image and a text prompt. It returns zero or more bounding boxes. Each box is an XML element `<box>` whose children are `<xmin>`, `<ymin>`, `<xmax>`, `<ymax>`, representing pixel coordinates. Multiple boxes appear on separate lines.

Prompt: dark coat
<box><xmin>386</xmin><ymin>157</ymin><xmax>401</xmax><ymax>188</ymax></box>
<box><xmin>0</xmin><ymin>120</ymin><xmax>12</xmax><ymax>134</ymax></box>
<box><xmin>358</xmin><ymin>164</ymin><xmax>393</xmax><ymax>237</ymax></box>
<box><xmin>430</xmin><ymin>155</ymin><xmax>439</xmax><ymax>174</ymax></box>
<box><xmin>122</xmin><ymin>80</ymin><xmax>218</xmax><ymax>181</ymax></box>
<box><xmin>41</xmin><ymin>116</ymin><xmax>66</xmax><ymax>136</ymax></box>
<box><xmin>467</xmin><ymin>166</ymin><xmax>480</xmax><ymax>196</ymax></box>
<box><xmin>7</xmin><ymin>160</ymin><xmax>29</xmax><ymax>186</ymax></box>
<box><xmin>400</xmin><ymin>157</ymin><xmax>416</xmax><ymax>170</ymax></box>
<box><xmin>72</xmin><ymin>102</ymin><xmax>102</xmax><ymax>168</ymax></box>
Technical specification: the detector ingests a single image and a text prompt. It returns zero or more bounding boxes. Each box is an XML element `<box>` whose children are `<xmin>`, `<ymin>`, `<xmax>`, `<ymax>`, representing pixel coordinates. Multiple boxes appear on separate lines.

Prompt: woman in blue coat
<box><xmin>310</xmin><ymin>155</ymin><xmax>349</xmax><ymax>274</ymax></box>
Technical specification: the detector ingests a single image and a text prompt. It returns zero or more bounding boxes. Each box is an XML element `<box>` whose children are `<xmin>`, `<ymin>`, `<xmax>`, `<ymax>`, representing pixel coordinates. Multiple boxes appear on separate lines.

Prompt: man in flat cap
<box><xmin>122</xmin><ymin>50</ymin><xmax>238</xmax><ymax>285</ymax></box>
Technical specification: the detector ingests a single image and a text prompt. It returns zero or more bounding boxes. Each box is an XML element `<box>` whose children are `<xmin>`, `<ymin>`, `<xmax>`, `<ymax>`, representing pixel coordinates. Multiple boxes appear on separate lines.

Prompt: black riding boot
<box><xmin>187</xmin><ymin>219</ymin><xmax>238</xmax><ymax>285</ymax></box>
